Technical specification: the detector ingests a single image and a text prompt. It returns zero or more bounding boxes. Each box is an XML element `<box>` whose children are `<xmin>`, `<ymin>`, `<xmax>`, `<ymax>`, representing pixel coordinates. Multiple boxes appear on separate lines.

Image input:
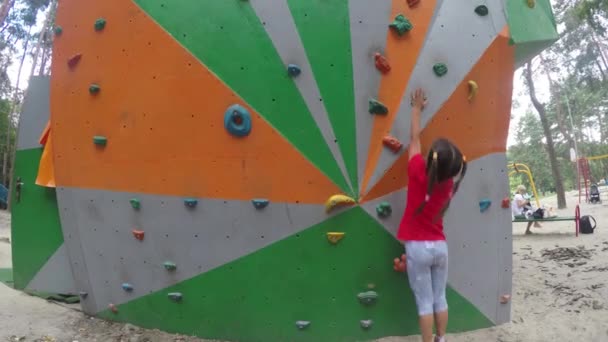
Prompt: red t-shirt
<box><xmin>397</xmin><ymin>153</ymin><xmax>454</xmax><ymax>241</ymax></box>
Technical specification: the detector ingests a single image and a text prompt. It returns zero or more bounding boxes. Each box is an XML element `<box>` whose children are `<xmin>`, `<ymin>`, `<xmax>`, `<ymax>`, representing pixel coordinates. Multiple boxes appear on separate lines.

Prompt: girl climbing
<box><xmin>398</xmin><ymin>89</ymin><xmax>468</xmax><ymax>342</ymax></box>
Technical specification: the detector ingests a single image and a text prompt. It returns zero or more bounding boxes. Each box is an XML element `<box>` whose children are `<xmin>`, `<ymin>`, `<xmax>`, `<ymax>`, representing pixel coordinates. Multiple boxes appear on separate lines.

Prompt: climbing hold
<box><xmin>393</xmin><ymin>254</ymin><xmax>407</xmax><ymax>272</ymax></box>
<box><xmin>367</xmin><ymin>283</ymin><xmax>376</xmax><ymax>290</ymax></box>
<box><xmin>67</xmin><ymin>54</ymin><xmax>82</xmax><ymax>69</ymax></box>
<box><xmin>479</xmin><ymin>198</ymin><xmax>492</xmax><ymax>213</ymax></box>
<box><xmin>224</xmin><ymin>104</ymin><xmax>252</xmax><ymax>137</ymax></box>
<box><xmin>79</xmin><ymin>291</ymin><xmax>88</xmax><ymax>298</ymax></box>
<box><xmin>326</xmin><ymin>232</ymin><xmax>345</xmax><ymax>245</ymax></box>
<box><xmin>163</xmin><ymin>261</ymin><xmax>177</xmax><ymax>271</ymax></box>
<box><xmin>500</xmin><ymin>294</ymin><xmax>511</xmax><ymax>304</ymax></box>
<box><xmin>53</xmin><ymin>26</ymin><xmax>63</xmax><ymax>36</ymax></box>
<box><xmin>89</xmin><ymin>83</ymin><xmax>101</xmax><ymax>95</ymax></box>
<box><xmin>295</xmin><ymin>321</ymin><xmax>311</xmax><ymax>330</ymax></box>
<box><xmin>369</xmin><ymin>99</ymin><xmax>388</xmax><ymax>115</ymax></box>
<box><xmin>389</xmin><ymin>14</ymin><xmax>413</xmax><ymax>36</ymax></box>
<box><xmin>527</xmin><ymin>0</ymin><xmax>535</xmax><ymax>8</ymax></box>
<box><xmin>325</xmin><ymin>194</ymin><xmax>356</xmax><ymax>213</ymax></box>
<box><xmin>109</xmin><ymin>303</ymin><xmax>118</xmax><ymax>313</ymax></box>
<box><xmin>433</xmin><ymin>63</ymin><xmax>448</xmax><ymax>77</ymax></box>
<box><xmin>382</xmin><ymin>135</ymin><xmax>402</xmax><ymax>153</ymax></box>
<box><xmin>94</xmin><ymin>18</ymin><xmax>106</xmax><ymax>31</ymax></box>
<box><xmin>376</xmin><ymin>202</ymin><xmax>392</xmax><ymax>218</ymax></box>
<box><xmin>357</xmin><ymin>291</ymin><xmax>379</xmax><ymax>305</ymax></box>
<box><xmin>374</xmin><ymin>53</ymin><xmax>391</xmax><ymax>74</ymax></box>
<box><xmin>121</xmin><ymin>283</ymin><xmax>133</xmax><ymax>292</ymax></box>
<box><xmin>184</xmin><ymin>198</ymin><xmax>198</xmax><ymax>208</ymax></box>
<box><xmin>501</xmin><ymin>197</ymin><xmax>510</xmax><ymax>209</ymax></box>
<box><xmin>132</xmin><ymin>229</ymin><xmax>145</xmax><ymax>241</ymax></box>
<box><xmin>168</xmin><ymin>292</ymin><xmax>183</xmax><ymax>302</ymax></box>
<box><xmin>129</xmin><ymin>198</ymin><xmax>141</xmax><ymax>210</ymax></box>
<box><xmin>360</xmin><ymin>320</ymin><xmax>373</xmax><ymax>329</ymax></box>
<box><xmin>467</xmin><ymin>80</ymin><xmax>479</xmax><ymax>101</ymax></box>
<box><xmin>287</xmin><ymin>64</ymin><xmax>301</xmax><ymax>77</ymax></box>
<box><xmin>93</xmin><ymin>136</ymin><xmax>107</xmax><ymax>146</ymax></box>
<box><xmin>475</xmin><ymin>5</ymin><xmax>489</xmax><ymax>16</ymax></box>
<box><xmin>252</xmin><ymin>199</ymin><xmax>270</xmax><ymax>210</ymax></box>
<box><xmin>407</xmin><ymin>0</ymin><xmax>420</xmax><ymax>8</ymax></box>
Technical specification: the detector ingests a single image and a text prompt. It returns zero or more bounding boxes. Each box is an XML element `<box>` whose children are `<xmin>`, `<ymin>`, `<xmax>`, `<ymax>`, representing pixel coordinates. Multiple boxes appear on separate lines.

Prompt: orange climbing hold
<box><xmin>382</xmin><ymin>135</ymin><xmax>403</xmax><ymax>153</ymax></box>
<box><xmin>407</xmin><ymin>0</ymin><xmax>421</xmax><ymax>8</ymax></box>
<box><xmin>374</xmin><ymin>53</ymin><xmax>391</xmax><ymax>74</ymax></box>
<box><xmin>393</xmin><ymin>254</ymin><xmax>407</xmax><ymax>272</ymax></box>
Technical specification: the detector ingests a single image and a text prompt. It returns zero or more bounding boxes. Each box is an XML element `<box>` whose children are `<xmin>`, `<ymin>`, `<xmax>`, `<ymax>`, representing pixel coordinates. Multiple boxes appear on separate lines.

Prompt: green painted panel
<box><xmin>506</xmin><ymin>0</ymin><xmax>558</xmax><ymax>65</ymax></box>
<box><xmin>134</xmin><ymin>0</ymin><xmax>350</xmax><ymax>194</ymax></box>
<box><xmin>99</xmin><ymin>208</ymin><xmax>492</xmax><ymax>341</ymax></box>
<box><xmin>286</xmin><ymin>0</ymin><xmax>358</xmax><ymax>195</ymax></box>
<box><xmin>11</xmin><ymin>148</ymin><xmax>64</xmax><ymax>289</ymax></box>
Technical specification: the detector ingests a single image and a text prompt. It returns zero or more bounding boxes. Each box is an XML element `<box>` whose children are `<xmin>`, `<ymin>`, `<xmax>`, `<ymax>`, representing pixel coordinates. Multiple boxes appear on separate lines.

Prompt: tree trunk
<box><xmin>525</xmin><ymin>61</ymin><xmax>567</xmax><ymax>209</ymax></box>
<box><xmin>0</xmin><ymin>0</ymin><xmax>14</xmax><ymax>28</ymax></box>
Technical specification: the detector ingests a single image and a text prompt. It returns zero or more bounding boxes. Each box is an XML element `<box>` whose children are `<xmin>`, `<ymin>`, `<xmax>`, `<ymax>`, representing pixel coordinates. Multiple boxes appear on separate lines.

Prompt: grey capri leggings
<box><xmin>405</xmin><ymin>241</ymin><xmax>449</xmax><ymax>316</ymax></box>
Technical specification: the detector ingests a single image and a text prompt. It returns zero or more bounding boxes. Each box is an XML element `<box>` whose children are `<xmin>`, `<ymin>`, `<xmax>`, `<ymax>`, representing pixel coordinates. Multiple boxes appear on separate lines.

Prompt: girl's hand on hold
<box><xmin>410</xmin><ymin>88</ymin><xmax>427</xmax><ymax>110</ymax></box>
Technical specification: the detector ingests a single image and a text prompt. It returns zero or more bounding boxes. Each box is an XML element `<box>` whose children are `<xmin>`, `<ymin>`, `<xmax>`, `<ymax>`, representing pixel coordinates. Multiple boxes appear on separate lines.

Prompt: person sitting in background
<box><xmin>512</xmin><ymin>185</ymin><xmax>541</xmax><ymax>235</ymax></box>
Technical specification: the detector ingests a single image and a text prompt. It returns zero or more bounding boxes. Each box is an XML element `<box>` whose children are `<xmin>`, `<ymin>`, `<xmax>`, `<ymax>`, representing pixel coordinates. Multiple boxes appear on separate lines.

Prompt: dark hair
<box><xmin>417</xmin><ymin>138</ymin><xmax>468</xmax><ymax>220</ymax></box>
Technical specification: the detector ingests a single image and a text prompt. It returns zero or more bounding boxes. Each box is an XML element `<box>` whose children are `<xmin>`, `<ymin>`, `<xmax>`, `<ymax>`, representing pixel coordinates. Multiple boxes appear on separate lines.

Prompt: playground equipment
<box><xmin>578</xmin><ymin>154</ymin><xmax>608</xmax><ymax>203</ymax></box>
<box><xmin>11</xmin><ymin>1</ymin><xmax>557</xmax><ymax>341</ymax></box>
<box><xmin>508</xmin><ymin>163</ymin><xmax>541</xmax><ymax>208</ymax></box>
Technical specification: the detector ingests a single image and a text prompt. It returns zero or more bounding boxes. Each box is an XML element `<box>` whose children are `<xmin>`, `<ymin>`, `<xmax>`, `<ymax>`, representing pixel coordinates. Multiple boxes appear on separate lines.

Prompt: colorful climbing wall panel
<box><xmin>7</xmin><ymin>0</ymin><xmax>557</xmax><ymax>340</ymax></box>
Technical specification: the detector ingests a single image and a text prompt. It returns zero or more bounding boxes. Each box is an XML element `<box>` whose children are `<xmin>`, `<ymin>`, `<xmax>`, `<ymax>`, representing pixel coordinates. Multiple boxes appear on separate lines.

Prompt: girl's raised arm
<box><xmin>409</xmin><ymin>88</ymin><xmax>426</xmax><ymax>160</ymax></box>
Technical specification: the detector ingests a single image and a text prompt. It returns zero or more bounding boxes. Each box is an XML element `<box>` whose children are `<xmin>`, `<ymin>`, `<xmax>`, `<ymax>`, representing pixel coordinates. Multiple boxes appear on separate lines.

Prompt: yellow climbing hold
<box><xmin>325</xmin><ymin>194</ymin><xmax>356</xmax><ymax>213</ymax></box>
<box><xmin>326</xmin><ymin>232</ymin><xmax>345</xmax><ymax>245</ymax></box>
<box><xmin>467</xmin><ymin>80</ymin><xmax>478</xmax><ymax>101</ymax></box>
<box><xmin>527</xmin><ymin>0</ymin><xmax>535</xmax><ymax>8</ymax></box>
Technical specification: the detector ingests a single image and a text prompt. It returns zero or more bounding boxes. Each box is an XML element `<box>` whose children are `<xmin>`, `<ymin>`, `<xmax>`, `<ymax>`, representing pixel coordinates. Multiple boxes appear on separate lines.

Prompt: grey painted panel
<box><xmin>364</xmin><ymin>0</ymin><xmax>507</xmax><ymax>194</ymax></box>
<box><xmin>16</xmin><ymin>76</ymin><xmax>50</xmax><ymax>151</ymax></box>
<box><xmin>56</xmin><ymin>188</ymin><xmax>332</xmax><ymax>313</ymax></box>
<box><xmin>349</xmin><ymin>0</ymin><xmax>393</xmax><ymax>193</ymax></box>
<box><xmin>250</xmin><ymin>0</ymin><xmax>352</xmax><ymax>192</ymax></box>
<box><xmin>361</xmin><ymin>153</ymin><xmax>511</xmax><ymax>324</ymax></box>
<box><xmin>26</xmin><ymin>243</ymin><xmax>76</xmax><ymax>294</ymax></box>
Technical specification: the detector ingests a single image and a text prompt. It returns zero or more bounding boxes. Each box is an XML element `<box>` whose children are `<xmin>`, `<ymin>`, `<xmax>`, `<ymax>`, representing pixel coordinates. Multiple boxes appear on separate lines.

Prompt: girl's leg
<box><xmin>431</xmin><ymin>241</ymin><xmax>449</xmax><ymax>339</ymax></box>
<box><xmin>405</xmin><ymin>242</ymin><xmax>435</xmax><ymax>342</ymax></box>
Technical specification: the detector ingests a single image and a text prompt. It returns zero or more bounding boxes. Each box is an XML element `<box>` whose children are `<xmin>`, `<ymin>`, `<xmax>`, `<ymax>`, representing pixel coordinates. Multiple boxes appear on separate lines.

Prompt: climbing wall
<box><xmin>11</xmin><ymin>0</ymin><xmax>557</xmax><ymax>341</ymax></box>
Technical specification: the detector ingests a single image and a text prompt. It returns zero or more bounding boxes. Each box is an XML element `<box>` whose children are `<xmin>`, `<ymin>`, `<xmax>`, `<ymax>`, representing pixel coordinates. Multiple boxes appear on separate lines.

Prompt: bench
<box><xmin>512</xmin><ymin>205</ymin><xmax>580</xmax><ymax>236</ymax></box>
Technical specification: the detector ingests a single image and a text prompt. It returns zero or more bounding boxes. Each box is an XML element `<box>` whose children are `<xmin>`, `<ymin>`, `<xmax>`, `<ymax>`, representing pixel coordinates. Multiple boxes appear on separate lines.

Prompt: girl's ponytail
<box><xmin>416</xmin><ymin>151</ymin><xmax>439</xmax><ymax>214</ymax></box>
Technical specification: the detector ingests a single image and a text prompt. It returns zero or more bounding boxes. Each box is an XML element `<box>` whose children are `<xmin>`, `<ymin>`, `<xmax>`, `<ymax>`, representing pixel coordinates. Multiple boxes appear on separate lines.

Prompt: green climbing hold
<box><xmin>93</xmin><ymin>136</ymin><xmax>107</xmax><ymax>146</ymax></box>
<box><xmin>433</xmin><ymin>63</ymin><xmax>448</xmax><ymax>77</ymax></box>
<box><xmin>54</xmin><ymin>26</ymin><xmax>63</xmax><ymax>36</ymax></box>
<box><xmin>357</xmin><ymin>291</ymin><xmax>379</xmax><ymax>305</ymax></box>
<box><xmin>368</xmin><ymin>99</ymin><xmax>388</xmax><ymax>115</ymax></box>
<box><xmin>129</xmin><ymin>198</ymin><xmax>141</xmax><ymax>210</ymax></box>
<box><xmin>376</xmin><ymin>202</ymin><xmax>392</xmax><ymax>218</ymax></box>
<box><xmin>389</xmin><ymin>14</ymin><xmax>413</xmax><ymax>36</ymax></box>
<box><xmin>475</xmin><ymin>5</ymin><xmax>489</xmax><ymax>16</ymax></box>
<box><xmin>89</xmin><ymin>84</ymin><xmax>101</xmax><ymax>95</ymax></box>
<box><xmin>94</xmin><ymin>18</ymin><xmax>106</xmax><ymax>31</ymax></box>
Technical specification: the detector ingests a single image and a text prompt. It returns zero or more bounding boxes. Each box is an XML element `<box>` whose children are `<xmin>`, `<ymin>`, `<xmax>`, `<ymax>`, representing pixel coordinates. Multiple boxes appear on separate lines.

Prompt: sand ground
<box><xmin>0</xmin><ymin>189</ymin><xmax>607</xmax><ymax>342</ymax></box>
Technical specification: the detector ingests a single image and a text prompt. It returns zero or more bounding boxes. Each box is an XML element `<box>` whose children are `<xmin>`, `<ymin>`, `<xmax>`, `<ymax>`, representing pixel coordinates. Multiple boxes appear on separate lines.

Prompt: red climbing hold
<box><xmin>374</xmin><ymin>53</ymin><xmax>391</xmax><ymax>74</ymax></box>
<box><xmin>109</xmin><ymin>303</ymin><xmax>118</xmax><ymax>313</ymax></box>
<box><xmin>67</xmin><ymin>54</ymin><xmax>82</xmax><ymax>69</ymax></box>
<box><xmin>407</xmin><ymin>0</ymin><xmax>421</xmax><ymax>8</ymax></box>
<box><xmin>132</xmin><ymin>229</ymin><xmax>145</xmax><ymax>241</ymax></box>
<box><xmin>501</xmin><ymin>197</ymin><xmax>510</xmax><ymax>209</ymax></box>
<box><xmin>382</xmin><ymin>135</ymin><xmax>403</xmax><ymax>153</ymax></box>
<box><xmin>393</xmin><ymin>254</ymin><xmax>407</xmax><ymax>272</ymax></box>
<box><xmin>500</xmin><ymin>294</ymin><xmax>511</xmax><ymax>304</ymax></box>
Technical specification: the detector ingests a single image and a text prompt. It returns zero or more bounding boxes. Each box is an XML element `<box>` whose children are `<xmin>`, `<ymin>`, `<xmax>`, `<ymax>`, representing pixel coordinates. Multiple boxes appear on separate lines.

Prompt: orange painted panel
<box><xmin>362</xmin><ymin>33</ymin><xmax>515</xmax><ymax>202</ymax></box>
<box><xmin>36</xmin><ymin>131</ymin><xmax>56</xmax><ymax>188</ymax></box>
<box><xmin>50</xmin><ymin>0</ymin><xmax>341</xmax><ymax>203</ymax></box>
<box><xmin>360</xmin><ymin>0</ymin><xmax>437</xmax><ymax>197</ymax></box>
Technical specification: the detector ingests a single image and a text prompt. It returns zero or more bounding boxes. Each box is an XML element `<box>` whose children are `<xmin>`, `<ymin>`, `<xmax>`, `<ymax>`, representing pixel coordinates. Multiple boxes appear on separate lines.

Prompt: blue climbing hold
<box><xmin>479</xmin><ymin>198</ymin><xmax>492</xmax><ymax>213</ymax></box>
<box><xmin>252</xmin><ymin>199</ymin><xmax>270</xmax><ymax>210</ymax></box>
<box><xmin>168</xmin><ymin>292</ymin><xmax>183</xmax><ymax>302</ymax></box>
<box><xmin>287</xmin><ymin>64</ymin><xmax>301</xmax><ymax>77</ymax></box>
<box><xmin>184</xmin><ymin>198</ymin><xmax>198</xmax><ymax>208</ymax></box>
<box><xmin>224</xmin><ymin>104</ymin><xmax>252</xmax><ymax>137</ymax></box>
<box><xmin>121</xmin><ymin>283</ymin><xmax>133</xmax><ymax>292</ymax></box>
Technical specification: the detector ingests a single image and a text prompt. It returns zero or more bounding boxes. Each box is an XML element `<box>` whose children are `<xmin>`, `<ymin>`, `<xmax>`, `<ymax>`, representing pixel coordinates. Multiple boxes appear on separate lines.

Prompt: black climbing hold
<box><xmin>184</xmin><ymin>198</ymin><xmax>198</xmax><ymax>208</ymax></box>
<box><xmin>164</xmin><ymin>261</ymin><xmax>177</xmax><ymax>271</ymax></box>
<box><xmin>93</xmin><ymin>136</ymin><xmax>107</xmax><ymax>146</ymax></box>
<box><xmin>376</xmin><ymin>202</ymin><xmax>392</xmax><ymax>218</ymax></box>
<box><xmin>357</xmin><ymin>291</ymin><xmax>379</xmax><ymax>305</ymax></box>
<box><xmin>389</xmin><ymin>14</ymin><xmax>413</xmax><ymax>36</ymax></box>
<box><xmin>54</xmin><ymin>26</ymin><xmax>63</xmax><ymax>36</ymax></box>
<box><xmin>224</xmin><ymin>104</ymin><xmax>252</xmax><ymax>137</ymax></box>
<box><xmin>475</xmin><ymin>5</ymin><xmax>489</xmax><ymax>16</ymax></box>
<box><xmin>252</xmin><ymin>199</ymin><xmax>269</xmax><ymax>209</ymax></box>
<box><xmin>287</xmin><ymin>64</ymin><xmax>301</xmax><ymax>77</ymax></box>
<box><xmin>94</xmin><ymin>18</ymin><xmax>107</xmax><ymax>31</ymax></box>
<box><xmin>122</xmin><ymin>283</ymin><xmax>133</xmax><ymax>292</ymax></box>
<box><xmin>129</xmin><ymin>198</ymin><xmax>141</xmax><ymax>210</ymax></box>
<box><xmin>433</xmin><ymin>63</ymin><xmax>448</xmax><ymax>77</ymax></box>
<box><xmin>79</xmin><ymin>291</ymin><xmax>88</xmax><ymax>298</ymax></box>
<box><xmin>89</xmin><ymin>83</ymin><xmax>101</xmax><ymax>95</ymax></box>
<box><xmin>168</xmin><ymin>292</ymin><xmax>183</xmax><ymax>302</ymax></box>
<box><xmin>360</xmin><ymin>320</ymin><xmax>373</xmax><ymax>329</ymax></box>
<box><xmin>295</xmin><ymin>321</ymin><xmax>311</xmax><ymax>330</ymax></box>
<box><xmin>369</xmin><ymin>99</ymin><xmax>388</xmax><ymax>115</ymax></box>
